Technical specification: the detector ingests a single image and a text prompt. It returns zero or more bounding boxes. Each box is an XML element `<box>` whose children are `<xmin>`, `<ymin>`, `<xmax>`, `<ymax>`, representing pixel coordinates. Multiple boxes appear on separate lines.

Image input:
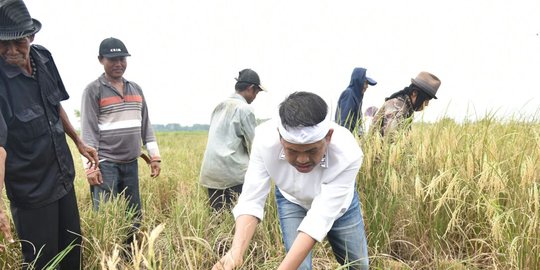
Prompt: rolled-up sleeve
<box><xmin>232</xmin><ymin>135</ymin><xmax>272</xmax><ymax>221</ymax></box>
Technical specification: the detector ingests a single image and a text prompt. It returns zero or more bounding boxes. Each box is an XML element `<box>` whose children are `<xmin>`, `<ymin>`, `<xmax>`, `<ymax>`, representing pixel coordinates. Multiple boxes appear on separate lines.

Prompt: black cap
<box><xmin>0</xmin><ymin>0</ymin><xmax>41</xmax><ymax>40</ymax></box>
<box><xmin>99</xmin><ymin>37</ymin><xmax>131</xmax><ymax>58</ymax></box>
<box><xmin>235</xmin><ymin>69</ymin><xmax>265</xmax><ymax>91</ymax></box>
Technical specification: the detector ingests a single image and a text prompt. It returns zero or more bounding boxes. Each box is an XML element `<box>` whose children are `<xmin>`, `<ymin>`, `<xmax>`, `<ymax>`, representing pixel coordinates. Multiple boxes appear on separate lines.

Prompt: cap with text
<box><xmin>99</xmin><ymin>37</ymin><xmax>131</xmax><ymax>58</ymax></box>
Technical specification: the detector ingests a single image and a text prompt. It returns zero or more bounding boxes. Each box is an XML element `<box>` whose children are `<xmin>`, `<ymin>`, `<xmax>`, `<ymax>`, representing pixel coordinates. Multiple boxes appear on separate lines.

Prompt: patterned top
<box><xmin>81</xmin><ymin>74</ymin><xmax>159</xmax><ymax>166</ymax></box>
<box><xmin>371</xmin><ymin>94</ymin><xmax>414</xmax><ymax>137</ymax></box>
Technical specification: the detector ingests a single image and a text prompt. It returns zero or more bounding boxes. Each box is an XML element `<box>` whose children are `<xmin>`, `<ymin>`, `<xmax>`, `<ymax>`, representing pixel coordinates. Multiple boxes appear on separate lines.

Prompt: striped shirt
<box><xmin>81</xmin><ymin>74</ymin><xmax>159</xmax><ymax>167</ymax></box>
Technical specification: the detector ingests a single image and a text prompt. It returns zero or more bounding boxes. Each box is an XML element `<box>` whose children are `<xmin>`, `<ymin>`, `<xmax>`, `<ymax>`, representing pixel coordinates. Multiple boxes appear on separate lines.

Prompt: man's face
<box><xmin>362</xmin><ymin>81</ymin><xmax>369</xmax><ymax>94</ymax></box>
<box><xmin>100</xmin><ymin>56</ymin><xmax>127</xmax><ymax>80</ymax></box>
<box><xmin>0</xmin><ymin>36</ymin><xmax>33</xmax><ymax>68</ymax></box>
<box><xmin>280</xmin><ymin>129</ymin><xmax>333</xmax><ymax>173</ymax></box>
<box><xmin>245</xmin><ymin>84</ymin><xmax>262</xmax><ymax>104</ymax></box>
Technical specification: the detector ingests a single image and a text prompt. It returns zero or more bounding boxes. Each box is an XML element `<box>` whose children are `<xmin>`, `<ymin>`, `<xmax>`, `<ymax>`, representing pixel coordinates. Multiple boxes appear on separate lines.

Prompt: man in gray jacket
<box><xmin>80</xmin><ymin>37</ymin><xmax>161</xmax><ymax>246</ymax></box>
<box><xmin>200</xmin><ymin>69</ymin><xmax>264</xmax><ymax>211</ymax></box>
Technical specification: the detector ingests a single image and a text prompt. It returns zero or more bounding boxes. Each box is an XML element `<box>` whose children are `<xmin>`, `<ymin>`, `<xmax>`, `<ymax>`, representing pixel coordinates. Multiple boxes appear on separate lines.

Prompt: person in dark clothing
<box><xmin>0</xmin><ymin>0</ymin><xmax>98</xmax><ymax>268</ymax></box>
<box><xmin>335</xmin><ymin>67</ymin><xmax>377</xmax><ymax>135</ymax></box>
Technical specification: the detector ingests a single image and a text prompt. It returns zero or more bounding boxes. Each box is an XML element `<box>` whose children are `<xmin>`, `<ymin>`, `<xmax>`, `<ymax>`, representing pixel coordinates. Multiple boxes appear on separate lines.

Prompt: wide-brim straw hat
<box><xmin>411</xmin><ymin>71</ymin><xmax>441</xmax><ymax>99</ymax></box>
<box><xmin>0</xmin><ymin>0</ymin><xmax>41</xmax><ymax>41</ymax></box>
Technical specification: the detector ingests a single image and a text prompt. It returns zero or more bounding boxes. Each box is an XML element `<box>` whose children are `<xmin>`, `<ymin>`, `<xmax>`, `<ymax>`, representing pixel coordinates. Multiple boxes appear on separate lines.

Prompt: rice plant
<box><xmin>0</xmin><ymin>117</ymin><xmax>538</xmax><ymax>269</ymax></box>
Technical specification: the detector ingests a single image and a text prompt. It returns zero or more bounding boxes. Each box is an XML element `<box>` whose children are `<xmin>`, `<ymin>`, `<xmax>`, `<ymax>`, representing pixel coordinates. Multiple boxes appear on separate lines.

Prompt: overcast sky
<box><xmin>25</xmin><ymin>0</ymin><xmax>540</xmax><ymax>126</ymax></box>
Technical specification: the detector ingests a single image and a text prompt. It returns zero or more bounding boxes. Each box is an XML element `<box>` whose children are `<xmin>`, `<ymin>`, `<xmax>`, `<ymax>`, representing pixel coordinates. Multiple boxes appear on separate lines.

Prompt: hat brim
<box><xmin>411</xmin><ymin>78</ymin><xmax>438</xmax><ymax>99</ymax></box>
<box><xmin>0</xmin><ymin>18</ymin><xmax>41</xmax><ymax>41</ymax></box>
<box><xmin>366</xmin><ymin>77</ymin><xmax>377</xmax><ymax>86</ymax></box>
<box><xmin>258</xmin><ymin>84</ymin><xmax>267</xmax><ymax>92</ymax></box>
<box><xmin>236</xmin><ymin>80</ymin><xmax>267</xmax><ymax>92</ymax></box>
<box><xmin>101</xmin><ymin>52</ymin><xmax>132</xmax><ymax>58</ymax></box>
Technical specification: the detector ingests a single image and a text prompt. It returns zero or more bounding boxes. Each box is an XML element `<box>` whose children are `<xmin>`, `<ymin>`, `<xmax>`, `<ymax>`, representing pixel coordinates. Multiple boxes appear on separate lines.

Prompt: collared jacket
<box><xmin>80</xmin><ymin>74</ymin><xmax>160</xmax><ymax>166</ymax></box>
<box><xmin>335</xmin><ymin>68</ymin><xmax>368</xmax><ymax>133</ymax></box>
<box><xmin>199</xmin><ymin>93</ymin><xmax>256</xmax><ymax>189</ymax></box>
<box><xmin>233</xmin><ymin>120</ymin><xmax>363</xmax><ymax>242</ymax></box>
<box><xmin>371</xmin><ymin>93</ymin><xmax>414</xmax><ymax>137</ymax></box>
<box><xmin>0</xmin><ymin>45</ymin><xmax>75</xmax><ymax>208</ymax></box>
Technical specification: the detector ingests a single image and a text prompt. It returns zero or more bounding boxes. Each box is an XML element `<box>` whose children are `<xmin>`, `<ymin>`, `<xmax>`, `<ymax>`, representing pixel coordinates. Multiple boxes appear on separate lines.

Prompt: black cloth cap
<box><xmin>99</xmin><ymin>37</ymin><xmax>131</xmax><ymax>58</ymax></box>
<box><xmin>235</xmin><ymin>68</ymin><xmax>261</xmax><ymax>86</ymax></box>
<box><xmin>0</xmin><ymin>0</ymin><xmax>41</xmax><ymax>40</ymax></box>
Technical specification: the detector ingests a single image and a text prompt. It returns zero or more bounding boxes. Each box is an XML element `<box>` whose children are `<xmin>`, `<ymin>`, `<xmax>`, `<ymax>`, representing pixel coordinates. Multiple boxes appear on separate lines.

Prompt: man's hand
<box><xmin>0</xmin><ymin>203</ymin><xmax>14</xmax><ymax>252</ymax></box>
<box><xmin>150</xmin><ymin>160</ymin><xmax>161</xmax><ymax>178</ymax></box>
<box><xmin>212</xmin><ymin>251</ymin><xmax>242</xmax><ymax>270</ymax></box>
<box><xmin>86</xmin><ymin>170</ymin><xmax>103</xmax><ymax>186</ymax></box>
<box><xmin>77</xmin><ymin>143</ymin><xmax>99</xmax><ymax>170</ymax></box>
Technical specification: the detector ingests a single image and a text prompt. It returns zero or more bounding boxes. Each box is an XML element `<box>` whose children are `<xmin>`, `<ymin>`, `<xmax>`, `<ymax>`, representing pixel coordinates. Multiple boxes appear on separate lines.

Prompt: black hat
<box><xmin>0</xmin><ymin>0</ymin><xmax>41</xmax><ymax>41</ymax></box>
<box><xmin>99</xmin><ymin>37</ymin><xmax>131</xmax><ymax>58</ymax></box>
<box><xmin>235</xmin><ymin>69</ymin><xmax>266</xmax><ymax>91</ymax></box>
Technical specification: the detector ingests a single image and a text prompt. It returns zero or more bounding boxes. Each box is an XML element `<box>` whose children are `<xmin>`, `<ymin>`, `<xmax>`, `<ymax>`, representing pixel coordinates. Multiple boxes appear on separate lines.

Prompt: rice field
<box><xmin>0</xmin><ymin>116</ymin><xmax>539</xmax><ymax>269</ymax></box>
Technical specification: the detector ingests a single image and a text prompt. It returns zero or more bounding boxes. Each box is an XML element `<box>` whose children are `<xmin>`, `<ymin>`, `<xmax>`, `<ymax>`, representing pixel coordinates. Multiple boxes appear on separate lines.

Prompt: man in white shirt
<box><xmin>213</xmin><ymin>92</ymin><xmax>369</xmax><ymax>270</ymax></box>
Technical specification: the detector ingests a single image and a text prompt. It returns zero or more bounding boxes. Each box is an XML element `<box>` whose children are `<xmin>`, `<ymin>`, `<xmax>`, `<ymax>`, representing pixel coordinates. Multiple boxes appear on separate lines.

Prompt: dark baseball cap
<box><xmin>99</xmin><ymin>37</ymin><xmax>131</xmax><ymax>58</ymax></box>
<box><xmin>235</xmin><ymin>69</ymin><xmax>266</xmax><ymax>91</ymax></box>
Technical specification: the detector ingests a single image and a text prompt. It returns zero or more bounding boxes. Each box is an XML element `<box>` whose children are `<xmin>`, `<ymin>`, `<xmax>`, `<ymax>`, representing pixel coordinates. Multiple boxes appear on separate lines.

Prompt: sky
<box><xmin>24</xmin><ymin>0</ymin><xmax>540</xmax><ymax>126</ymax></box>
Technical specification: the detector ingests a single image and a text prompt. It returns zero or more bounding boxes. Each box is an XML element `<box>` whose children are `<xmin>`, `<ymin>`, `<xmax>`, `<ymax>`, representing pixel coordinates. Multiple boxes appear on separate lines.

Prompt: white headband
<box><xmin>278</xmin><ymin>118</ymin><xmax>330</xmax><ymax>144</ymax></box>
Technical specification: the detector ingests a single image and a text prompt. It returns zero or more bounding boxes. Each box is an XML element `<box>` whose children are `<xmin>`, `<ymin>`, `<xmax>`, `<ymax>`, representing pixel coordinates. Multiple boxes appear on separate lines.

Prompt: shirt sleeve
<box><xmin>232</xmin><ymin>133</ymin><xmax>272</xmax><ymax>221</ymax></box>
<box><xmin>336</xmin><ymin>91</ymin><xmax>357</xmax><ymax>132</ymax></box>
<box><xmin>0</xmin><ymin>83</ymin><xmax>11</xmax><ymax>147</ymax></box>
<box><xmin>239</xmin><ymin>107</ymin><xmax>257</xmax><ymax>155</ymax></box>
<box><xmin>139</xmin><ymin>89</ymin><xmax>160</xmax><ymax>160</ymax></box>
<box><xmin>0</xmin><ymin>105</ymin><xmax>7</xmax><ymax>147</ymax></box>
<box><xmin>80</xmin><ymin>84</ymin><xmax>101</xmax><ymax>169</ymax></box>
<box><xmin>38</xmin><ymin>46</ymin><xmax>69</xmax><ymax>101</ymax></box>
<box><xmin>298</xmin><ymin>142</ymin><xmax>363</xmax><ymax>242</ymax></box>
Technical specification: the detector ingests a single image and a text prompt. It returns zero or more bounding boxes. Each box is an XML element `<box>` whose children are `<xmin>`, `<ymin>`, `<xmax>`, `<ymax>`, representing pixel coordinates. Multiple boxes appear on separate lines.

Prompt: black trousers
<box><xmin>207</xmin><ymin>184</ymin><xmax>243</xmax><ymax>211</ymax></box>
<box><xmin>11</xmin><ymin>187</ymin><xmax>82</xmax><ymax>270</ymax></box>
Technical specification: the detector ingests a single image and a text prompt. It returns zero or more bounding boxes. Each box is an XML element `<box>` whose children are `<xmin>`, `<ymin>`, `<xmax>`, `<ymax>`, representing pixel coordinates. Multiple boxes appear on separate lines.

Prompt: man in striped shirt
<box><xmin>80</xmin><ymin>37</ymin><xmax>161</xmax><ymax>247</ymax></box>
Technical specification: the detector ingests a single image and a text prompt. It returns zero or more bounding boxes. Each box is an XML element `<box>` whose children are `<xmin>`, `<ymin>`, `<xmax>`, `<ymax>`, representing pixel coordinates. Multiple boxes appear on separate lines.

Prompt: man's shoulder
<box><xmin>83</xmin><ymin>78</ymin><xmax>102</xmax><ymax>94</ymax></box>
<box><xmin>338</xmin><ymin>88</ymin><xmax>357</xmax><ymax>103</ymax></box>
<box><xmin>331</xmin><ymin>122</ymin><xmax>360</xmax><ymax>145</ymax></box>
<box><xmin>31</xmin><ymin>44</ymin><xmax>51</xmax><ymax>55</ymax></box>
<box><xmin>216</xmin><ymin>96</ymin><xmax>253</xmax><ymax>114</ymax></box>
<box><xmin>127</xmin><ymin>80</ymin><xmax>142</xmax><ymax>90</ymax></box>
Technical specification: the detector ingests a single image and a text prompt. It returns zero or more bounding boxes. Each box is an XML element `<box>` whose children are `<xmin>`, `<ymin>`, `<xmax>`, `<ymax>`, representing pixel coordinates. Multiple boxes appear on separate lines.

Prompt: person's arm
<box><xmin>278</xmin><ymin>232</ymin><xmax>316</xmax><ymax>270</ymax></box>
<box><xmin>79</xmin><ymin>85</ymin><xmax>103</xmax><ymax>185</ymax></box>
<box><xmin>59</xmin><ymin>104</ymin><xmax>100</xmax><ymax>171</ymax></box>
<box><xmin>139</xmin><ymin>89</ymin><xmax>161</xmax><ymax>178</ymax></box>
<box><xmin>212</xmin><ymin>215</ymin><xmax>259</xmax><ymax>270</ymax></box>
<box><xmin>0</xmin><ymin>147</ymin><xmax>14</xmax><ymax>249</ymax></box>
<box><xmin>336</xmin><ymin>92</ymin><xmax>357</xmax><ymax>132</ymax></box>
<box><xmin>240</xmin><ymin>108</ymin><xmax>256</xmax><ymax>155</ymax></box>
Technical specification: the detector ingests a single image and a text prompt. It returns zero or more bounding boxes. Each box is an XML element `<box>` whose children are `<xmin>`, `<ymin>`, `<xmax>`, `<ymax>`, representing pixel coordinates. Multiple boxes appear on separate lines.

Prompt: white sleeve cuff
<box><xmin>232</xmin><ymin>203</ymin><xmax>265</xmax><ymax>222</ymax></box>
<box><xmin>145</xmin><ymin>141</ymin><xmax>160</xmax><ymax>158</ymax></box>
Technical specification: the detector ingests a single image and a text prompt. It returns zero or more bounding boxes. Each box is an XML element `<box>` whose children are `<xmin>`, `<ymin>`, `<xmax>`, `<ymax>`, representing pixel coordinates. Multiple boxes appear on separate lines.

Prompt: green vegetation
<box><xmin>1</xmin><ymin>119</ymin><xmax>539</xmax><ymax>269</ymax></box>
